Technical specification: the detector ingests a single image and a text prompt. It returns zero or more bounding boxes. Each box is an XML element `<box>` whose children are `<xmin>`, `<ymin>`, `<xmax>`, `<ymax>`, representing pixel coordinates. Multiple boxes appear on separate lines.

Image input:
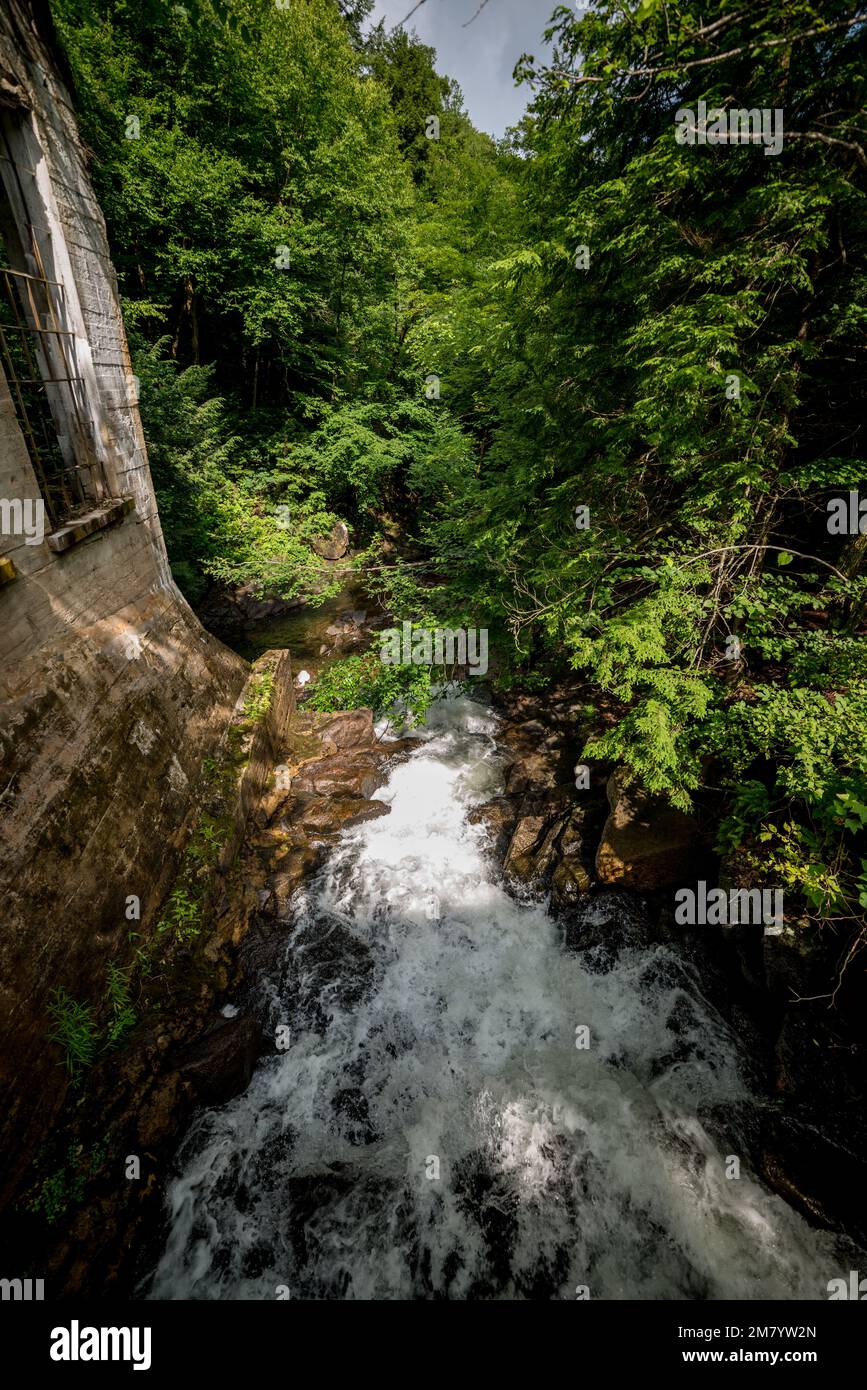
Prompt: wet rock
<box><xmin>294</xmin><ymin>795</ymin><xmax>390</xmax><ymax>834</ymax></box>
<box><xmin>237</xmin><ymin>913</ymin><xmax>290</xmax><ymax>984</ymax></box>
<box><xmin>558</xmin><ymin>806</ymin><xmax>589</xmax><ymax>858</ymax></box>
<box><xmin>501</xmin><ymin>719</ymin><xmax>547</xmax><ymax>746</ymax></box>
<box><xmin>467</xmin><ymin>797</ymin><xmax>519</xmax><ymax>861</ymax></box>
<box><xmin>550</xmin><ymin>858</ymin><xmax>592</xmax><ymax>908</ymax></box>
<box><xmin>271</xmin><ymin>848</ymin><xmax>325</xmax><ymax>915</ymax></box>
<box><xmin>505</xmin><ymin>747</ymin><xmax>566</xmax><ymax>797</ymax></box>
<box><xmin>280</xmin><ymin>917</ymin><xmax>376</xmax><ymax>1029</ymax></box>
<box><xmin>292</xmin><ymin>752</ymin><xmax>387</xmax><ymax>800</ymax></box>
<box><xmin>758</xmin><ymin>1106</ymin><xmax>867</xmax><ymax>1244</ymax></box>
<box><xmin>504</xmin><ymin>813</ymin><xmax>548</xmax><ymax>864</ymax></box>
<box><xmin>172</xmin><ymin>1015</ymin><xmax>263</xmax><ymax>1107</ymax></box>
<box><xmin>135</xmin><ymin>1072</ymin><xmax>192</xmax><ymax>1148</ymax></box>
<box><xmin>595</xmin><ymin>769</ymin><xmax>701</xmax><ymax>891</ymax></box>
<box><xmin>317</xmin><ymin>708</ymin><xmax>375</xmax><ymax>749</ymax></box>
<box><xmin>198</xmin><ymin>586</ymin><xmax>302</xmax><ymax>634</ymax></box>
<box><xmin>548</xmin><ymin>805</ymin><xmax>595</xmax><ymax>905</ymax></box>
<box><xmin>493</xmin><ymin>691</ymin><xmax>550</xmax><ymax>723</ymax></box>
<box><xmin>518</xmin><ymin>783</ymin><xmax>574</xmax><ymax>818</ymax></box>
<box><xmin>257</xmin><ymin>786</ymin><xmax>293</xmax><ymax>824</ymax></box>
<box><xmin>246</xmin><ymin>827</ymin><xmax>296</xmax><ymax>864</ymax></box>
<box><xmin>770</xmin><ymin>1000</ymin><xmax>867</xmax><ymax>1108</ymax></box>
<box><xmin>504</xmin><ymin>812</ymin><xmax>565</xmax><ymax>890</ymax></box>
<box><xmin>762</xmin><ymin>919</ymin><xmax>824</xmax><ymax>1001</ymax></box>
<box><xmin>312</xmin><ymin>522</ymin><xmax>350</xmax><ymax>560</ymax></box>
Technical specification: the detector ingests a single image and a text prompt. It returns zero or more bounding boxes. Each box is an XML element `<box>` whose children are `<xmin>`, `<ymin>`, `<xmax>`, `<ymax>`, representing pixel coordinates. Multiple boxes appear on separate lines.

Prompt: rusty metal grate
<box><xmin>0</xmin><ymin>257</ymin><xmax>93</xmax><ymax>527</ymax></box>
<box><xmin>0</xmin><ymin>115</ymin><xmax>104</xmax><ymax>530</ymax></box>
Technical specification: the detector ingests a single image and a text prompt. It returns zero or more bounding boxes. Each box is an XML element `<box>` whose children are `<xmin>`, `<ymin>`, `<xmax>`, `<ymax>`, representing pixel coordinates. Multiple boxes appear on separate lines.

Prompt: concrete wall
<box><xmin>0</xmin><ymin>2</ymin><xmax>250</xmax><ymax>1208</ymax></box>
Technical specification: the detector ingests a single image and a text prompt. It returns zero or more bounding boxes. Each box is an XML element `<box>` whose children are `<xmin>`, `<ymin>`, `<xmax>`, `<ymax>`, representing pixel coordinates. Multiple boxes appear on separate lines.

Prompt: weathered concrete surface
<box><xmin>0</xmin><ymin>1</ymin><xmax>258</xmax><ymax>1213</ymax></box>
<box><xmin>0</xmin><ymin>593</ymin><xmax>248</xmax><ymax>1209</ymax></box>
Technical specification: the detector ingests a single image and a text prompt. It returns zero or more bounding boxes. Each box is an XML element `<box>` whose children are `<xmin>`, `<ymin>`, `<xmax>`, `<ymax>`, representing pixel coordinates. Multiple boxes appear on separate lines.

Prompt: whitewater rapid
<box><xmin>148</xmin><ymin>695</ymin><xmax>852</xmax><ymax>1300</ymax></box>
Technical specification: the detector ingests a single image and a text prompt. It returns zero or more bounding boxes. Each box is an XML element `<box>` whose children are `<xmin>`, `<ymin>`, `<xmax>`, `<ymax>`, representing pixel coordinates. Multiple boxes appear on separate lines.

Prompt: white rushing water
<box><xmin>149</xmin><ymin>695</ymin><xmax>852</xmax><ymax>1300</ymax></box>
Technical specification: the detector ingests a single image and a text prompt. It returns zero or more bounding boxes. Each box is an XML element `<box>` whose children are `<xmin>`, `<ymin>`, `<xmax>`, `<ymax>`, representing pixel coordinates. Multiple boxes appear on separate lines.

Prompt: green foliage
<box><xmin>47</xmin><ymin>968</ymin><xmax>137</xmax><ymax>1080</ymax></box>
<box><xmin>53</xmin><ymin>0</ymin><xmax>413</xmax><ymax>402</ymax></box>
<box><xmin>707</xmin><ymin>670</ymin><xmax>867</xmax><ymax>918</ymax></box>
<box><xmin>240</xmin><ymin>670</ymin><xmax>274</xmax><ymax>726</ymax></box>
<box><xmin>305</xmin><ymin>651</ymin><xmax>434</xmax><ymax>724</ymax></box>
<box><xmin>285</xmin><ymin>400</ymin><xmax>475</xmax><ymax>521</ymax></box>
<box><xmin>184</xmin><ymin>812</ymin><xmax>232</xmax><ymax>866</ymax></box>
<box><xmin>25</xmin><ymin>1138</ymin><xmax>110</xmax><ymax>1225</ymax></box>
<box><xmin>131</xmin><ymin>336</ymin><xmax>345</xmax><ymax>603</ymax></box>
<box><xmin>104</xmin><ymin>964</ymin><xmax>137</xmax><ymax>1048</ymax></box>
<box><xmin>717</xmin><ymin>781</ymin><xmax>773</xmax><ymax>854</ymax></box>
<box><xmin>52</xmin><ymin>0</ymin><xmax>421</xmax><ymax>601</ymax></box>
<box><xmin>53</xmin><ymin>0</ymin><xmax>867</xmax><ymax>938</ymax></box>
<box><xmin>404</xmin><ymin>0</ymin><xmax>867</xmax><ymax>926</ymax></box>
<box><xmin>156</xmin><ymin>886</ymin><xmax>203</xmax><ymax>944</ymax></box>
<box><xmin>47</xmin><ymin>989</ymin><xmax>99</xmax><ymax>1084</ymax></box>
<box><xmin>364</xmin><ymin>22</ymin><xmax>455</xmax><ymax>177</ymax></box>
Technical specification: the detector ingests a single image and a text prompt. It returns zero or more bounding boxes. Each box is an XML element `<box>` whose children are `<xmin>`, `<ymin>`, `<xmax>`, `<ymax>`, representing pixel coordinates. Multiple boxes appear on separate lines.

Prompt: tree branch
<box><xmin>682</xmin><ymin>545</ymin><xmax>847</xmax><ymax>581</ymax></box>
<box><xmin>543</xmin><ymin>15</ymin><xmax>867</xmax><ymax>90</ymax></box>
<box><xmin>785</xmin><ymin>130</ymin><xmax>867</xmax><ymax>169</ymax></box>
<box><xmin>463</xmin><ymin>0</ymin><xmax>492</xmax><ymax>26</ymax></box>
<box><xmin>393</xmin><ymin>0</ymin><xmax>429</xmax><ymax>30</ymax></box>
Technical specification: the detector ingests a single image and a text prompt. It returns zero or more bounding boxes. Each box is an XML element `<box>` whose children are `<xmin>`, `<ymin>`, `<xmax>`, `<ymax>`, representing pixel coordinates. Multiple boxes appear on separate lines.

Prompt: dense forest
<box><xmin>53</xmin><ymin>0</ymin><xmax>867</xmax><ymax>950</ymax></box>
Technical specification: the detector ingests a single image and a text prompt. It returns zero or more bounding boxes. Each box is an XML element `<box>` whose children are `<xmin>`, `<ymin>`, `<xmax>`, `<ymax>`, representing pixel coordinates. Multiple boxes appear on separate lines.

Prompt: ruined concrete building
<box><xmin>0</xmin><ymin>1</ymin><xmax>285</xmax><ymax>1215</ymax></box>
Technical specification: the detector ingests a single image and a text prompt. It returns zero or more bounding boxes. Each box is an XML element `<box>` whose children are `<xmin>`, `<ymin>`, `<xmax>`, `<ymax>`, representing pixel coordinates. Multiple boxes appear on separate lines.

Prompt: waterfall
<box><xmin>148</xmin><ymin>695</ymin><xmax>853</xmax><ymax>1300</ymax></box>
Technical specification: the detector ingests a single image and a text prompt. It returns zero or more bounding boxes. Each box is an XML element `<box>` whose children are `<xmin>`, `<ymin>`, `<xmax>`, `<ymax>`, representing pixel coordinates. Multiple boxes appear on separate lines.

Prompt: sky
<box><xmin>367</xmin><ymin>0</ymin><xmax>557</xmax><ymax>139</ymax></box>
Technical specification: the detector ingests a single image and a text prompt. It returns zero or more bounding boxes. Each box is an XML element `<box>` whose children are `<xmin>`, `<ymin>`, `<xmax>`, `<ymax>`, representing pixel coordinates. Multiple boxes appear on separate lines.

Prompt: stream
<box><xmin>147</xmin><ymin>694</ymin><xmax>853</xmax><ymax>1300</ymax></box>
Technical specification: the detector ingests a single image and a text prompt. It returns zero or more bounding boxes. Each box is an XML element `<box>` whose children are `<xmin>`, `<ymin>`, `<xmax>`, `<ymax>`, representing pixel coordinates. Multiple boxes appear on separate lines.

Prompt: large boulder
<box><xmin>313</xmin><ymin>522</ymin><xmax>350</xmax><ymax>560</ymax></box>
<box><xmin>291</xmin><ymin>750</ymin><xmax>386</xmax><ymax>800</ymax></box>
<box><xmin>505</xmin><ymin>747</ymin><xmax>567</xmax><ymax>797</ymax></box>
<box><xmin>285</xmin><ymin>794</ymin><xmax>389</xmax><ymax>835</ymax></box>
<box><xmin>595</xmin><ymin>769</ymin><xmax>701</xmax><ymax>891</ymax></box>
<box><xmin>317</xmin><ymin>708</ymin><xmax>375</xmax><ymax>749</ymax></box>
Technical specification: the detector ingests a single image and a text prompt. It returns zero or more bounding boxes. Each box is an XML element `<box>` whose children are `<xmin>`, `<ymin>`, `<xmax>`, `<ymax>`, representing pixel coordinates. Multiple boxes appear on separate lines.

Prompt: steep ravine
<box><xmin>143</xmin><ymin>693</ymin><xmax>865</xmax><ymax>1300</ymax></box>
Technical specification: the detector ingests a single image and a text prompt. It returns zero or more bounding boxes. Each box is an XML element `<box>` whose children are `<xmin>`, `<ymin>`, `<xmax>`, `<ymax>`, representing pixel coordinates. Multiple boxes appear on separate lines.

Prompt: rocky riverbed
<box><xmin>143</xmin><ymin>688</ymin><xmax>867</xmax><ymax>1300</ymax></box>
<box><xmin>13</xmin><ymin>661</ymin><xmax>866</xmax><ymax>1297</ymax></box>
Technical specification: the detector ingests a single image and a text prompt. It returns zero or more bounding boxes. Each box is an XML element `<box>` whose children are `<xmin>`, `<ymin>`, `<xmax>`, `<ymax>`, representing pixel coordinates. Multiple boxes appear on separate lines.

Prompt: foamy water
<box><xmin>148</xmin><ymin>696</ymin><xmax>853</xmax><ymax>1299</ymax></box>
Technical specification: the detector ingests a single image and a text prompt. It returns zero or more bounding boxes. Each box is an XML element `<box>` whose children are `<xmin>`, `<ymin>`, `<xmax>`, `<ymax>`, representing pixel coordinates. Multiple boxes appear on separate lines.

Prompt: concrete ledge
<box><xmin>151</xmin><ymin>648</ymin><xmax>296</xmax><ymax>946</ymax></box>
<box><xmin>218</xmin><ymin>647</ymin><xmax>296</xmax><ymax>873</ymax></box>
<box><xmin>46</xmin><ymin>496</ymin><xmax>135</xmax><ymax>553</ymax></box>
